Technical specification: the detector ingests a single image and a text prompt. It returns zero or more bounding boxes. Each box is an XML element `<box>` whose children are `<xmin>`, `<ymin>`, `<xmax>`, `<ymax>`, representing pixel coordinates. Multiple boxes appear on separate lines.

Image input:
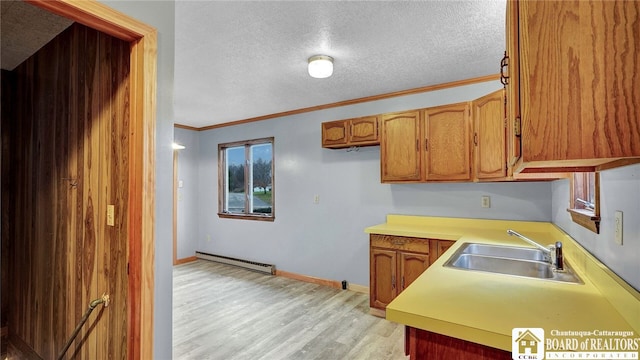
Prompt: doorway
<box><xmin>1</xmin><ymin>1</ymin><xmax>156</xmax><ymax>358</ymax></box>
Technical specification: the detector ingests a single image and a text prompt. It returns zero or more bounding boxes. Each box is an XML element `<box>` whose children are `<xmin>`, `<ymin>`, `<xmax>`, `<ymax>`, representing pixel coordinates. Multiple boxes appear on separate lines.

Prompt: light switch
<box><xmin>178</xmin><ymin>180</ymin><xmax>184</xmax><ymax>188</ymax></box>
<box><xmin>481</xmin><ymin>196</ymin><xmax>491</xmax><ymax>208</ymax></box>
<box><xmin>107</xmin><ymin>205</ymin><xmax>115</xmax><ymax>226</ymax></box>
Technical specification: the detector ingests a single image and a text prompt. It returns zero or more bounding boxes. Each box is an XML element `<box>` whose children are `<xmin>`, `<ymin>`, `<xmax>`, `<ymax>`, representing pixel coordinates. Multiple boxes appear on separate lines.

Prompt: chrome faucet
<box><xmin>507</xmin><ymin>229</ymin><xmax>564</xmax><ymax>271</ymax></box>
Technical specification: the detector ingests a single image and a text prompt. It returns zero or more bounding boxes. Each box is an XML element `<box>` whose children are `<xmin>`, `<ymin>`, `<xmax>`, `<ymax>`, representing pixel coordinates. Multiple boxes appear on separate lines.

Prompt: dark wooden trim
<box><xmin>520</xmin><ymin>166</ymin><xmax>596</xmax><ymax>173</ymax></box>
<box><xmin>596</xmin><ymin>158</ymin><xmax>640</xmax><ymax>171</ymax></box>
<box><xmin>174</xmin><ymin>123</ymin><xmax>200</xmax><ymax>131</ymax></box>
<box><xmin>369</xmin><ymin>307</ymin><xmax>386</xmax><ymax>318</ymax></box>
<box><xmin>275</xmin><ymin>270</ymin><xmax>342</xmax><ymax>289</ymax></box>
<box><xmin>217</xmin><ymin>213</ymin><xmax>275</xmax><ymax>222</ymax></box>
<box><xmin>175</xmin><ymin>256</ymin><xmax>198</xmax><ymax>265</ymax></box>
<box><xmin>568</xmin><ymin>173</ymin><xmax>600</xmax><ymax>234</ymax></box>
<box><xmin>567</xmin><ymin>209</ymin><xmax>601</xmax><ymax>234</ymax></box>
<box><xmin>25</xmin><ymin>0</ymin><xmax>153</xmax><ymax>42</ymax></box>
<box><xmin>218</xmin><ymin>136</ymin><xmax>275</xmax><ymax>149</ymax></box>
<box><xmin>197</xmin><ymin>74</ymin><xmax>500</xmax><ymax>131</ymax></box>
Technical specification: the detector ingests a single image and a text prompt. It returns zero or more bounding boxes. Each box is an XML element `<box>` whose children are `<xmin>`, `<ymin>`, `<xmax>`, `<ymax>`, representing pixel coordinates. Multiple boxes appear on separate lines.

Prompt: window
<box><xmin>218</xmin><ymin>137</ymin><xmax>274</xmax><ymax>221</ymax></box>
<box><xmin>567</xmin><ymin>172</ymin><xmax>600</xmax><ymax>233</ymax></box>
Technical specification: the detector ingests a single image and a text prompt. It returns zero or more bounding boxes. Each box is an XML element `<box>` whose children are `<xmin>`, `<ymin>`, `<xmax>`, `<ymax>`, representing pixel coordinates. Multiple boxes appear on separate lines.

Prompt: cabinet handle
<box><xmin>392</xmin><ymin>275</ymin><xmax>396</xmax><ymax>289</ymax></box>
<box><xmin>474</xmin><ymin>133</ymin><xmax>478</xmax><ymax>146</ymax></box>
<box><xmin>425</xmin><ymin>139</ymin><xmax>428</xmax><ymax>151</ymax></box>
<box><xmin>392</xmin><ymin>240</ymin><xmax>405</xmax><ymax>245</ymax></box>
<box><xmin>500</xmin><ymin>51</ymin><xmax>509</xmax><ymax>86</ymax></box>
<box><xmin>401</xmin><ymin>276</ymin><xmax>405</xmax><ymax>289</ymax></box>
<box><xmin>514</xmin><ymin>116</ymin><xmax>521</xmax><ymax>137</ymax></box>
<box><xmin>415</xmin><ymin>139</ymin><xmax>419</xmax><ymax>152</ymax></box>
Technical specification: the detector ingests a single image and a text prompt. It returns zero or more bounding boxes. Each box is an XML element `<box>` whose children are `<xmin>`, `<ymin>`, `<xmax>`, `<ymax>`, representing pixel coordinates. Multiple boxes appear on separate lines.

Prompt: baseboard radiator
<box><xmin>196</xmin><ymin>251</ymin><xmax>275</xmax><ymax>275</ymax></box>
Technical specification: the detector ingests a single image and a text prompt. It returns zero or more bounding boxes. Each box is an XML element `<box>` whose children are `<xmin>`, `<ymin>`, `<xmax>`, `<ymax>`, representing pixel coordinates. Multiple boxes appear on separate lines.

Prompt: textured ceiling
<box><xmin>1</xmin><ymin>1</ymin><xmax>506</xmax><ymax>128</ymax></box>
<box><xmin>1</xmin><ymin>0</ymin><xmax>72</xmax><ymax>71</ymax></box>
<box><xmin>174</xmin><ymin>0</ymin><xmax>506</xmax><ymax>128</ymax></box>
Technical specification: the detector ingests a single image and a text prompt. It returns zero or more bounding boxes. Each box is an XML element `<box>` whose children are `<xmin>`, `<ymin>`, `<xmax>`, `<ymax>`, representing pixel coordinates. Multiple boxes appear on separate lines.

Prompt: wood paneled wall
<box><xmin>1</xmin><ymin>23</ymin><xmax>130</xmax><ymax>359</ymax></box>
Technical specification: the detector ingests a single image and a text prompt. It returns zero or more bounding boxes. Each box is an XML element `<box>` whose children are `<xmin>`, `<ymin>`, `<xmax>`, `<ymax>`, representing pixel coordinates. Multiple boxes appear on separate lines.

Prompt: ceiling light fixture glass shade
<box><xmin>308</xmin><ymin>55</ymin><xmax>333</xmax><ymax>78</ymax></box>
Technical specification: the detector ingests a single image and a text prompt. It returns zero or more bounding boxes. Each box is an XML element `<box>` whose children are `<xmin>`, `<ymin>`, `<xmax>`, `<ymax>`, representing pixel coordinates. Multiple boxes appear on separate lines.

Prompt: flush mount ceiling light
<box><xmin>308</xmin><ymin>55</ymin><xmax>334</xmax><ymax>79</ymax></box>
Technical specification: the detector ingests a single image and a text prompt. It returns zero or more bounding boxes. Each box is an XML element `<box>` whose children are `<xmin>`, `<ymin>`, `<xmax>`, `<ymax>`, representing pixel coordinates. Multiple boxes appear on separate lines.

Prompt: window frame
<box><xmin>567</xmin><ymin>172</ymin><xmax>600</xmax><ymax>233</ymax></box>
<box><xmin>218</xmin><ymin>137</ymin><xmax>275</xmax><ymax>221</ymax></box>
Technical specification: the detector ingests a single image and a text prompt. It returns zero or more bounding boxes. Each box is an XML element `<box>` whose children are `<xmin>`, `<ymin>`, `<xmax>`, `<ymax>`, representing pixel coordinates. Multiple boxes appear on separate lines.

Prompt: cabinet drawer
<box><xmin>371</xmin><ymin>234</ymin><xmax>429</xmax><ymax>253</ymax></box>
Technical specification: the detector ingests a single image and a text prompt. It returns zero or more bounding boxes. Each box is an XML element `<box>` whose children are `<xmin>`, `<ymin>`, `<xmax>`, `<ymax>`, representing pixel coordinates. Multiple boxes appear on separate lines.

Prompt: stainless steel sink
<box><xmin>457</xmin><ymin>243</ymin><xmax>548</xmax><ymax>262</ymax></box>
<box><xmin>444</xmin><ymin>243</ymin><xmax>582</xmax><ymax>284</ymax></box>
<box><xmin>448</xmin><ymin>254</ymin><xmax>555</xmax><ymax>278</ymax></box>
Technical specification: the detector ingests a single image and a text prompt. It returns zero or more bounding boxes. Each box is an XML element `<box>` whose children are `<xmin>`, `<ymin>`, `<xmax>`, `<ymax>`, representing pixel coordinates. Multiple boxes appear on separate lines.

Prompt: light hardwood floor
<box><xmin>173</xmin><ymin>260</ymin><xmax>406</xmax><ymax>360</ymax></box>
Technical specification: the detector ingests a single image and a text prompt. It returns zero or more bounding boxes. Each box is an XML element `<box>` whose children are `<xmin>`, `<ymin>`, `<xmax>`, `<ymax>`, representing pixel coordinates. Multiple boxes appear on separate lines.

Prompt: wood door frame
<box><xmin>26</xmin><ymin>1</ymin><xmax>157</xmax><ymax>359</ymax></box>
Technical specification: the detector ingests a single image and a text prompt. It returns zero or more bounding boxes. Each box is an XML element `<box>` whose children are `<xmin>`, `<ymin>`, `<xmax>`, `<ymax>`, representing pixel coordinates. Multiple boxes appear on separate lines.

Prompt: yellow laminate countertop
<box><xmin>365</xmin><ymin>215</ymin><xmax>640</xmax><ymax>352</ymax></box>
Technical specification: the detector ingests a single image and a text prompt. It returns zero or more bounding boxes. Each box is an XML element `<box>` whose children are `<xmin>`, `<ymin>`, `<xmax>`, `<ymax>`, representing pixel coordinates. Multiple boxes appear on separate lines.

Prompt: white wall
<box><xmin>194</xmin><ymin>80</ymin><xmax>553</xmax><ymax>286</ymax></box>
<box><xmin>174</xmin><ymin>128</ymin><xmax>200</xmax><ymax>259</ymax></box>
<box><xmin>99</xmin><ymin>1</ymin><xmax>175</xmax><ymax>358</ymax></box>
<box><xmin>552</xmin><ymin>164</ymin><xmax>640</xmax><ymax>291</ymax></box>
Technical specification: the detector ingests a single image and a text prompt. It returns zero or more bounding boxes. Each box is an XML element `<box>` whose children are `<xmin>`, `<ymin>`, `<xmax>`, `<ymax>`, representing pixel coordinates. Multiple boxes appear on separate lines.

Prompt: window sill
<box><xmin>566</xmin><ymin>208</ymin><xmax>600</xmax><ymax>234</ymax></box>
<box><xmin>218</xmin><ymin>213</ymin><xmax>275</xmax><ymax>222</ymax></box>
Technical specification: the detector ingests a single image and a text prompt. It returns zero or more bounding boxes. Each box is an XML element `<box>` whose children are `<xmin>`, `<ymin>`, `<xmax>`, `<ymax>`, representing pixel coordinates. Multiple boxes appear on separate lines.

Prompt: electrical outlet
<box><xmin>314</xmin><ymin>195</ymin><xmax>320</xmax><ymax>204</ymax></box>
<box><xmin>481</xmin><ymin>196</ymin><xmax>491</xmax><ymax>208</ymax></box>
<box><xmin>614</xmin><ymin>211</ymin><xmax>623</xmax><ymax>245</ymax></box>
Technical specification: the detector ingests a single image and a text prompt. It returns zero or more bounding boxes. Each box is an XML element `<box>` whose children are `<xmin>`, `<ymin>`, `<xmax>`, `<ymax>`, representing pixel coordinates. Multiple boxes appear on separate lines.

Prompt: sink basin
<box><xmin>458</xmin><ymin>243</ymin><xmax>548</xmax><ymax>262</ymax></box>
<box><xmin>444</xmin><ymin>243</ymin><xmax>582</xmax><ymax>284</ymax></box>
<box><xmin>448</xmin><ymin>254</ymin><xmax>555</xmax><ymax>278</ymax></box>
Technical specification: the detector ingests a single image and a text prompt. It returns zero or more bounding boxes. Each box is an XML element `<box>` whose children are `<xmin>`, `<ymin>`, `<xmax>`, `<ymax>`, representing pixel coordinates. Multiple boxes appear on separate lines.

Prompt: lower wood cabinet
<box><xmin>405</xmin><ymin>326</ymin><xmax>511</xmax><ymax>360</ymax></box>
<box><xmin>370</xmin><ymin>234</ymin><xmax>454</xmax><ymax>311</ymax></box>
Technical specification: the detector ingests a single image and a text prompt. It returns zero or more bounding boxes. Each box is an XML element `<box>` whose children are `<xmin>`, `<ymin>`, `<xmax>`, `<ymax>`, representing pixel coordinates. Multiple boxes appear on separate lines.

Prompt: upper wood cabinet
<box><xmin>321</xmin><ymin>120</ymin><xmax>348</xmax><ymax>147</ymax></box>
<box><xmin>423</xmin><ymin>103</ymin><xmax>472</xmax><ymax>181</ymax></box>
<box><xmin>350</xmin><ymin>116</ymin><xmax>379</xmax><ymax>144</ymax></box>
<box><xmin>321</xmin><ymin>116</ymin><xmax>379</xmax><ymax>149</ymax></box>
<box><xmin>380</xmin><ymin>111</ymin><xmax>422</xmax><ymax>182</ymax></box>
<box><xmin>472</xmin><ymin>89</ymin><xmax>507</xmax><ymax>180</ymax></box>
<box><xmin>506</xmin><ymin>0</ymin><xmax>640</xmax><ymax>172</ymax></box>
<box><xmin>380</xmin><ymin>103</ymin><xmax>472</xmax><ymax>183</ymax></box>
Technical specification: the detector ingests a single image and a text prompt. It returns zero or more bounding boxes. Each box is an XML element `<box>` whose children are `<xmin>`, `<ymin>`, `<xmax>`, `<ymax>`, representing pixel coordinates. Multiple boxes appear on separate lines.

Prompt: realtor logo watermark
<box><xmin>513</xmin><ymin>328</ymin><xmax>545</xmax><ymax>359</ymax></box>
<box><xmin>512</xmin><ymin>328</ymin><xmax>640</xmax><ymax>360</ymax></box>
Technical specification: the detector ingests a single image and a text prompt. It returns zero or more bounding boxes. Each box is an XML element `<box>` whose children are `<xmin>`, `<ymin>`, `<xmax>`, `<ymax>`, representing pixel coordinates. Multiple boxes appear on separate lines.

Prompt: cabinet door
<box><xmin>505</xmin><ymin>0</ymin><xmax>521</xmax><ymax>168</ymax></box>
<box><xmin>349</xmin><ymin>116</ymin><xmax>379</xmax><ymax>145</ymax></box>
<box><xmin>438</xmin><ymin>240</ymin><xmax>455</xmax><ymax>258</ymax></box>
<box><xmin>370</xmin><ymin>248</ymin><xmax>397</xmax><ymax>309</ymax></box>
<box><xmin>473</xmin><ymin>89</ymin><xmax>507</xmax><ymax>180</ymax></box>
<box><xmin>398</xmin><ymin>251</ymin><xmax>430</xmax><ymax>292</ymax></box>
<box><xmin>429</xmin><ymin>239</ymin><xmax>455</xmax><ymax>265</ymax></box>
<box><xmin>518</xmin><ymin>0</ymin><xmax>640</xmax><ymax>168</ymax></box>
<box><xmin>380</xmin><ymin>111</ymin><xmax>422</xmax><ymax>182</ymax></box>
<box><xmin>321</xmin><ymin>120</ymin><xmax>348</xmax><ymax>148</ymax></box>
<box><xmin>423</xmin><ymin>103</ymin><xmax>472</xmax><ymax>181</ymax></box>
